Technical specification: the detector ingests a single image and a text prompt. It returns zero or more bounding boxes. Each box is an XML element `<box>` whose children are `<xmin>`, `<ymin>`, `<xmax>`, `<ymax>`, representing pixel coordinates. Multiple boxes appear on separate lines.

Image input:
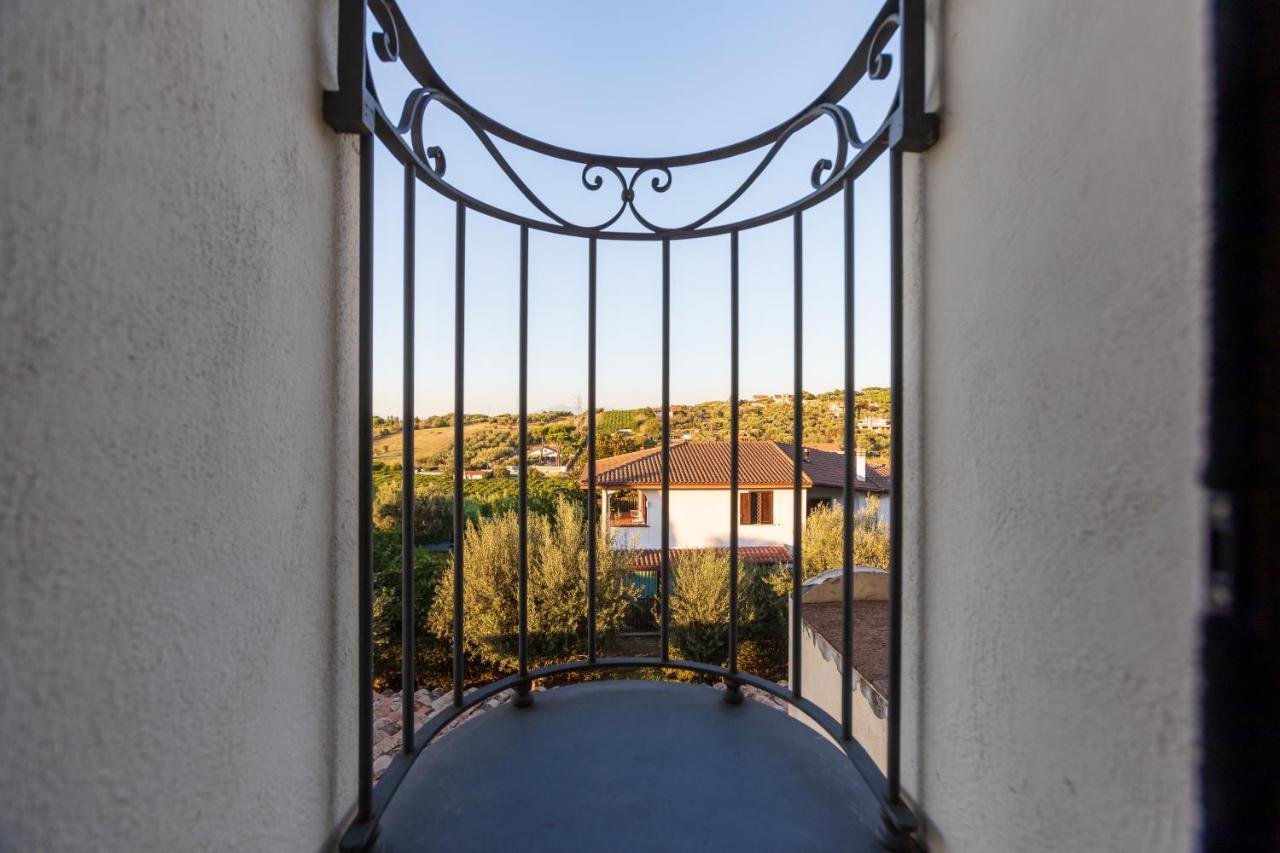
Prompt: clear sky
<box><xmin>367</xmin><ymin>1</ymin><xmax>899</xmax><ymax>416</ymax></box>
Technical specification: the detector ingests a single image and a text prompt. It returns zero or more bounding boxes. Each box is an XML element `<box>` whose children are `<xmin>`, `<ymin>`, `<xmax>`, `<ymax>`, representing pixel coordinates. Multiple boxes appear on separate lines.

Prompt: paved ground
<box><xmin>371</xmin><ymin>677</ymin><xmax>788</xmax><ymax>781</ymax></box>
<box><xmin>377</xmin><ymin>680</ymin><xmax>884</xmax><ymax>853</ymax></box>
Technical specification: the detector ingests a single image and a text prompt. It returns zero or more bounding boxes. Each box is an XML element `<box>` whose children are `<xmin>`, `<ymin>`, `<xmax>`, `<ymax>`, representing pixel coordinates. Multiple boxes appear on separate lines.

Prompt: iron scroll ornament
<box><xmin>362</xmin><ymin>0</ymin><xmax>906</xmax><ymax>240</ymax></box>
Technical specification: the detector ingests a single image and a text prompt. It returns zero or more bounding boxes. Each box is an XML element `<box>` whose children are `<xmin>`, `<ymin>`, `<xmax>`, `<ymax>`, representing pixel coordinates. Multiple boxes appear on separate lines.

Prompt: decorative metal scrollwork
<box><xmin>363</xmin><ymin>0</ymin><xmax>904</xmax><ymax>238</ymax></box>
<box><xmin>868</xmin><ymin>15</ymin><xmax>898</xmax><ymax>81</ymax></box>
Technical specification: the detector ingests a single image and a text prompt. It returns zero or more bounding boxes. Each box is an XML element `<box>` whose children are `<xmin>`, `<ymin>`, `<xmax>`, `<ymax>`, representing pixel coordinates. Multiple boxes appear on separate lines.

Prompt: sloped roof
<box><xmin>582</xmin><ymin>440</ymin><xmax>890</xmax><ymax>493</ymax></box>
<box><xmin>775</xmin><ymin>443</ymin><xmax>891</xmax><ymax>493</ymax></box>
<box><xmin>628</xmin><ymin>545</ymin><xmax>793</xmax><ymax>570</ymax></box>
<box><xmin>587</xmin><ymin>440</ymin><xmax>810</xmax><ymax>488</ymax></box>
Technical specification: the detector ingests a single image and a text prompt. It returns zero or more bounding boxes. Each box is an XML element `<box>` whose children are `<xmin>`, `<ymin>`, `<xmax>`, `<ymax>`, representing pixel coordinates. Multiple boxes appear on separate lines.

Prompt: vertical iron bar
<box><xmin>356</xmin><ymin>134</ymin><xmax>375</xmax><ymax>821</ymax></box>
<box><xmin>516</xmin><ymin>225</ymin><xmax>532</xmax><ymax>706</ymax></box>
<box><xmin>452</xmin><ymin>201</ymin><xmax>466</xmax><ymax>707</ymax></box>
<box><xmin>400</xmin><ymin>164</ymin><xmax>416</xmax><ymax>750</ymax></box>
<box><xmin>587</xmin><ymin>238</ymin><xmax>598</xmax><ymax>662</ymax></box>
<box><xmin>887</xmin><ymin>150</ymin><xmax>904</xmax><ymax>801</ymax></box>
<box><xmin>728</xmin><ymin>232</ymin><xmax>740</xmax><ymax>682</ymax></box>
<box><xmin>660</xmin><ymin>239</ymin><xmax>671</xmax><ymax>662</ymax></box>
<box><xmin>792</xmin><ymin>211</ymin><xmax>804</xmax><ymax>700</ymax></box>
<box><xmin>841</xmin><ymin>179</ymin><xmax>855</xmax><ymax>743</ymax></box>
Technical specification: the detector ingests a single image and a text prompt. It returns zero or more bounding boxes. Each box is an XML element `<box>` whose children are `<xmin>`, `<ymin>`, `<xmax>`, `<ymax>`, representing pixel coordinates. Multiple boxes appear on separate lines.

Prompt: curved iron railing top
<box><xmin>330</xmin><ymin>0</ymin><xmax>919</xmax><ymax>240</ymax></box>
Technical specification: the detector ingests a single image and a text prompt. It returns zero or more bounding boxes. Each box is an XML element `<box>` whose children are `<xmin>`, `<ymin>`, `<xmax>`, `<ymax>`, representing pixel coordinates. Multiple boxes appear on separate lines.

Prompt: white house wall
<box><xmin>809</xmin><ymin>485</ymin><xmax>892</xmax><ymax>526</ymax></box>
<box><xmin>605</xmin><ymin>488</ymin><xmax>803</xmax><ymax>550</ymax></box>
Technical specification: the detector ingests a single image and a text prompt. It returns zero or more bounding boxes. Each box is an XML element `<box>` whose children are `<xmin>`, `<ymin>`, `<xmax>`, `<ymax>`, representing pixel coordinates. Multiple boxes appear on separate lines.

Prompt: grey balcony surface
<box><xmin>378</xmin><ymin>679</ymin><xmax>883</xmax><ymax>853</ymax></box>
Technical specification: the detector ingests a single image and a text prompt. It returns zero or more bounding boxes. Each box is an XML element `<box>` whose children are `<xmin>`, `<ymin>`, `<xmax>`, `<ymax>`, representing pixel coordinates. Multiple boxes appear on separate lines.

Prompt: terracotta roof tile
<box><xmin>585</xmin><ymin>440</ymin><xmax>809</xmax><ymax>488</ymax></box>
<box><xmin>582</xmin><ymin>441</ymin><xmax>889</xmax><ymax>493</ymax></box>
<box><xmin>627</xmin><ymin>545</ymin><xmax>793</xmax><ymax>570</ymax></box>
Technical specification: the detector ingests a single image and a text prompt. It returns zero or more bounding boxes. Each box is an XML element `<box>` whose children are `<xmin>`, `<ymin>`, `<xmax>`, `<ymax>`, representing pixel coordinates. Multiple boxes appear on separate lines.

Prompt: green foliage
<box><xmin>371</xmin><ymin>530</ymin><xmax>451</xmax><ymax>690</ymax></box>
<box><xmin>599</xmin><ymin>409</ymin><xmax>642</xmax><ymax>433</ymax></box>
<box><xmin>800</xmin><ymin>497</ymin><xmax>889</xmax><ymax>578</ymax></box>
<box><xmin>372</xmin><ymin>415</ymin><xmax>402</xmax><ymax>437</ymax></box>
<box><xmin>543</xmin><ymin>423</ymin><xmax>578</xmax><ymax>449</ymax></box>
<box><xmin>422</xmin><ymin>424</ymin><xmax>521</xmax><ymax>470</ymax></box>
<box><xmin>372</xmin><ymin>470</ymin><xmax>584</xmax><ymax>543</ymax></box>
<box><xmin>427</xmin><ymin>497</ymin><xmax>638</xmax><ymax>670</ymax></box>
<box><xmin>595</xmin><ymin>432</ymin><xmax>645</xmax><ymax>461</ymax></box>
<box><xmin>666</xmin><ymin>550</ymin><xmax>790</xmax><ymax>680</ymax></box>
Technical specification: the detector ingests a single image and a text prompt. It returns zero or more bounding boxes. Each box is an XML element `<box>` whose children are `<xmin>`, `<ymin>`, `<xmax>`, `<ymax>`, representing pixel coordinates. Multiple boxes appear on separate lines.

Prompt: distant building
<box><xmin>526</xmin><ymin>445</ymin><xmax>561</xmax><ymax>465</ymax></box>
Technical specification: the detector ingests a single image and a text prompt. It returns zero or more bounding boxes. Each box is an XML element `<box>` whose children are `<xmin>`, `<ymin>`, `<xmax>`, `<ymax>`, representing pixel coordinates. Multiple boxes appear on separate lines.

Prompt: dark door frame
<box><xmin>1201</xmin><ymin>2</ymin><xmax>1280</xmax><ymax>848</ymax></box>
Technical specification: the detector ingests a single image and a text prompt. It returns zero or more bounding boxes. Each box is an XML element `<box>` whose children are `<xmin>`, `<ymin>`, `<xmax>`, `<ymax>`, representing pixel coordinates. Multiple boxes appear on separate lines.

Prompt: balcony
<box><xmin>329</xmin><ymin>0</ymin><xmax>932</xmax><ymax>848</ymax></box>
<box><xmin>373</xmin><ymin>679</ymin><xmax>886</xmax><ymax>852</ymax></box>
<box><xmin>0</xmin><ymin>0</ymin><xmax>1237</xmax><ymax>849</ymax></box>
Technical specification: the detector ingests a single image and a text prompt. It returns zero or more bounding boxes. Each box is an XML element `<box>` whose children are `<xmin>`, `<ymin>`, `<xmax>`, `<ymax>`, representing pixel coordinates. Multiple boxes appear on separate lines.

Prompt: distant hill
<box><xmin>373</xmin><ymin>389</ymin><xmax>890</xmax><ymax>471</ymax></box>
<box><xmin>598</xmin><ymin>409</ymin><xmax>643</xmax><ymax>433</ymax></box>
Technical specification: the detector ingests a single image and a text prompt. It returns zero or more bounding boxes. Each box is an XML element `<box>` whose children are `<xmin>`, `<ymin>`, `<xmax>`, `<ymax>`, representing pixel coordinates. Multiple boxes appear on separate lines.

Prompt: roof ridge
<box><xmin>765</xmin><ymin>440</ymin><xmax>814</xmax><ymax>487</ymax></box>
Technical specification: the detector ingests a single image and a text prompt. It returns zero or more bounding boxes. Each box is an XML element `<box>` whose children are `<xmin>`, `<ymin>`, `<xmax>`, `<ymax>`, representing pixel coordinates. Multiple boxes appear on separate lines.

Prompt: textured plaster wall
<box><xmin>0</xmin><ymin>3</ymin><xmax>358</xmax><ymax>850</ymax></box>
<box><xmin>899</xmin><ymin>1</ymin><xmax>1206</xmax><ymax>850</ymax></box>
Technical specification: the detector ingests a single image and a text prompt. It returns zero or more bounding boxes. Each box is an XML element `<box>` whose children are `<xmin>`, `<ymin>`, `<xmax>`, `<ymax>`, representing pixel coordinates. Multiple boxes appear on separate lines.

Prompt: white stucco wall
<box><xmin>0</xmin><ymin>3</ymin><xmax>357</xmax><ymax>850</ymax></box>
<box><xmin>811</xmin><ymin>487</ymin><xmax>892</xmax><ymax>526</ymax></box>
<box><xmin>900</xmin><ymin>1</ymin><xmax>1205</xmax><ymax>850</ymax></box>
<box><xmin>788</xmin><ymin>570</ymin><xmax>891</xmax><ymax>772</ymax></box>
<box><xmin>790</xmin><ymin>618</ymin><xmax>889</xmax><ymax>775</ymax></box>
<box><xmin>605</xmin><ymin>488</ymin><xmax>801</xmax><ymax>550</ymax></box>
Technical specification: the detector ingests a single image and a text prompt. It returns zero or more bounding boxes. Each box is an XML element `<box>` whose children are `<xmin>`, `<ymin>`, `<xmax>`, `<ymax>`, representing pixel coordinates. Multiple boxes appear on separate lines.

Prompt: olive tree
<box><xmin>427</xmin><ymin>496</ymin><xmax>636</xmax><ymax>670</ymax></box>
<box><xmin>800</xmin><ymin>496</ymin><xmax>889</xmax><ymax>579</ymax></box>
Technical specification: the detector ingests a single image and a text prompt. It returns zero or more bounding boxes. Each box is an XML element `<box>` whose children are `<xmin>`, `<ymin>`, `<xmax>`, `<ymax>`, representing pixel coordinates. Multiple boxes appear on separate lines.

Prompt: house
<box><xmin>461</xmin><ymin>469</ymin><xmax>491</xmax><ymax>480</ymax></box>
<box><xmin>526</xmin><ymin>445</ymin><xmax>560</xmax><ymax>465</ymax></box>
<box><xmin>578</xmin><ymin>440</ymin><xmax>889</xmax><ymax>553</ymax></box>
<box><xmin>799</xmin><ymin>445</ymin><xmax>892</xmax><ymax>523</ymax></box>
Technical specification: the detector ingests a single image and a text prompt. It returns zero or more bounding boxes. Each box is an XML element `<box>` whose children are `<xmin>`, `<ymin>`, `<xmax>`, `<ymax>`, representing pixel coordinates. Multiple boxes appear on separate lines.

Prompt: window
<box><xmin>739</xmin><ymin>491</ymin><xmax>774</xmax><ymax>525</ymax></box>
<box><xmin>609</xmin><ymin>489</ymin><xmax>647</xmax><ymax>527</ymax></box>
<box><xmin>807</xmin><ymin>496</ymin><xmax>835</xmax><ymax>514</ymax></box>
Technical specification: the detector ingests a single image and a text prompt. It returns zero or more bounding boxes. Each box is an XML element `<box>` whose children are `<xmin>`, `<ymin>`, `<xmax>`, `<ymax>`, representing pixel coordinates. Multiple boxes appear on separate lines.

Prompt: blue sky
<box><xmin>367</xmin><ymin>1</ymin><xmax>898</xmax><ymax>416</ymax></box>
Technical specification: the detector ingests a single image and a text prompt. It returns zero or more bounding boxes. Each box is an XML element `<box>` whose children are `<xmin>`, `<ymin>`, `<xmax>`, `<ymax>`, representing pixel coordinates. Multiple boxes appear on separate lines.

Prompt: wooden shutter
<box><xmin>740</xmin><ymin>492</ymin><xmax>752</xmax><ymax>524</ymax></box>
<box><xmin>760</xmin><ymin>491</ymin><xmax>774</xmax><ymax>524</ymax></box>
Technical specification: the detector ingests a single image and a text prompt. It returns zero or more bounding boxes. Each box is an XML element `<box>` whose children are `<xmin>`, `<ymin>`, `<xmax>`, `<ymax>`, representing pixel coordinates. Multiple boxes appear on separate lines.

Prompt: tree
<box><xmin>544</xmin><ymin>423</ymin><xmax>578</xmax><ymax>455</ymax></box>
<box><xmin>598</xmin><ymin>431</ymin><xmax>643</xmax><ymax>458</ymax></box>
<box><xmin>666</xmin><ymin>550</ymin><xmax>789</xmax><ymax>677</ymax></box>
<box><xmin>427</xmin><ymin>496</ymin><xmax>637</xmax><ymax>670</ymax></box>
<box><xmin>370</xmin><ymin>529</ymin><xmax>451</xmax><ymax>690</ymax></box>
<box><xmin>800</xmin><ymin>497</ymin><xmax>889</xmax><ymax>579</ymax></box>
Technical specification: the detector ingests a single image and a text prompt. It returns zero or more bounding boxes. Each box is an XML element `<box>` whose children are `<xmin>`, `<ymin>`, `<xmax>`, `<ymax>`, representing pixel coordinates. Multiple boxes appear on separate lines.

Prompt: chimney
<box><xmin>802</xmin><ymin>446</ymin><xmax>810</xmax><ymax>462</ymax></box>
<box><xmin>855</xmin><ymin>448</ymin><xmax>866</xmax><ymax>482</ymax></box>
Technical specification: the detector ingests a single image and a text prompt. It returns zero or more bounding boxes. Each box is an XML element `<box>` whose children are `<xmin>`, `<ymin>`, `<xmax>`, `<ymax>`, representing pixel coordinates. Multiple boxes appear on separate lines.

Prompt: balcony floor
<box><xmin>379</xmin><ymin>679</ymin><xmax>884</xmax><ymax>852</ymax></box>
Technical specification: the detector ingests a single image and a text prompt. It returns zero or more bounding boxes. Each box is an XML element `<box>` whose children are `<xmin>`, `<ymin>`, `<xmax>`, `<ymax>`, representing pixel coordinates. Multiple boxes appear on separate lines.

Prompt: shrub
<box><xmin>800</xmin><ymin>497</ymin><xmax>889</xmax><ymax>579</ymax></box>
<box><xmin>666</xmin><ymin>550</ymin><xmax>790</xmax><ymax>677</ymax></box>
<box><xmin>371</xmin><ymin>531</ymin><xmax>451</xmax><ymax>690</ymax></box>
<box><xmin>427</xmin><ymin>496</ymin><xmax>636</xmax><ymax>670</ymax></box>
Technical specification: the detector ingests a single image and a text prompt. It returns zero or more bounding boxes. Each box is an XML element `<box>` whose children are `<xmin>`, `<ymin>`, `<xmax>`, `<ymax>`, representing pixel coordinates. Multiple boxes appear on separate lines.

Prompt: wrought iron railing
<box><xmin>325</xmin><ymin>1</ymin><xmax>937</xmax><ymax>849</ymax></box>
